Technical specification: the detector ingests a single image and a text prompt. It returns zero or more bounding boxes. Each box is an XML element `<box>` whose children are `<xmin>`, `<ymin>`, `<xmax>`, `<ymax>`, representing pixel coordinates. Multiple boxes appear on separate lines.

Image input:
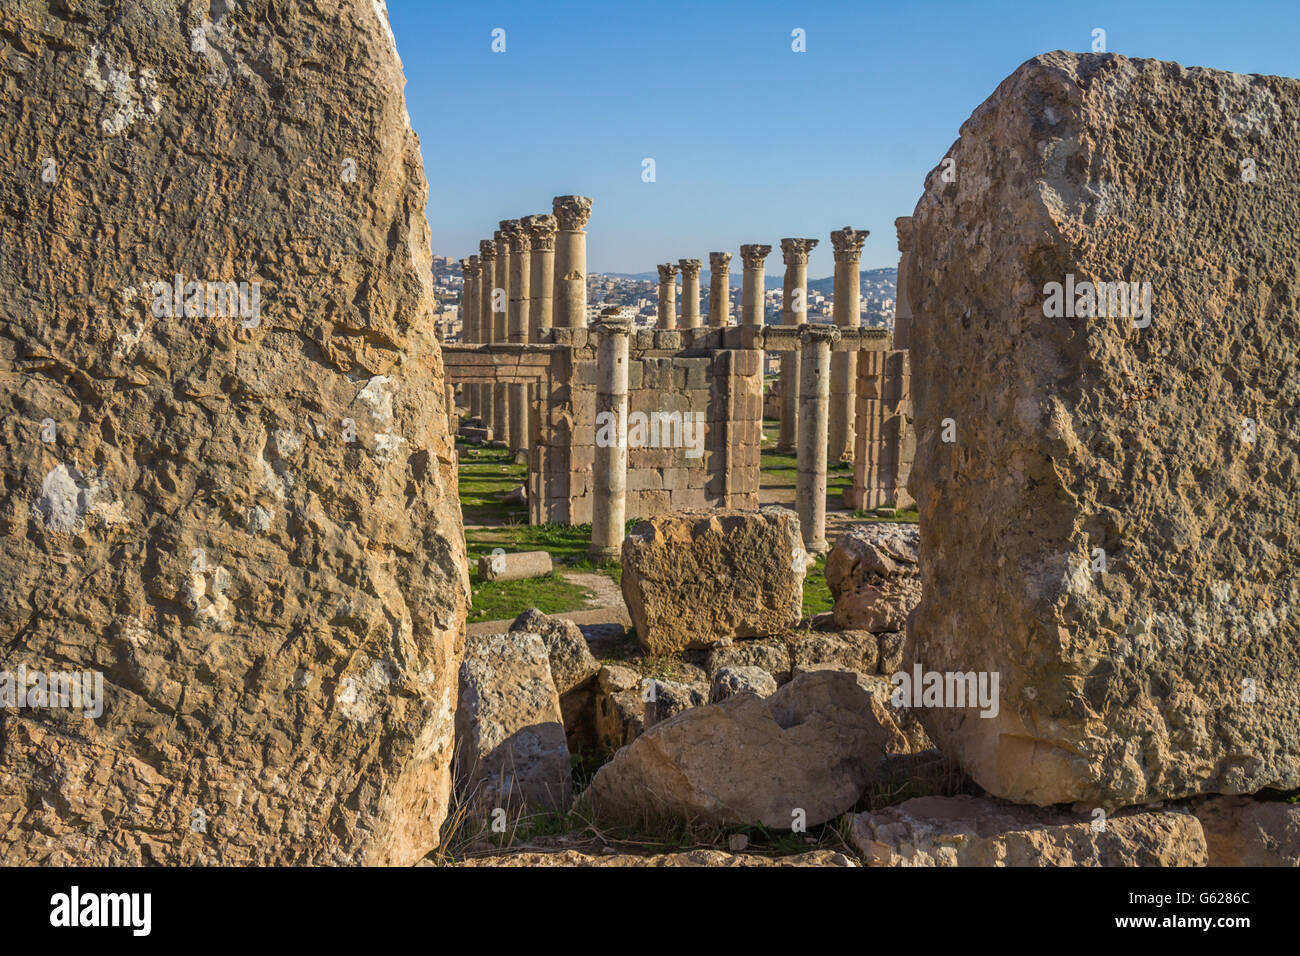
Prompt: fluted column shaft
<box><xmin>708</xmin><ymin>252</ymin><xmax>731</xmax><ymax>327</ymax></box>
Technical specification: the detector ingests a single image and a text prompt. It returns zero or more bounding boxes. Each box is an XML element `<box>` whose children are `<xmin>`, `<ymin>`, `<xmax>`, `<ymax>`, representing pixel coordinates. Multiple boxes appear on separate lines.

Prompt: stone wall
<box><xmin>532</xmin><ymin>328</ymin><xmax>762</xmax><ymax>524</ymax></box>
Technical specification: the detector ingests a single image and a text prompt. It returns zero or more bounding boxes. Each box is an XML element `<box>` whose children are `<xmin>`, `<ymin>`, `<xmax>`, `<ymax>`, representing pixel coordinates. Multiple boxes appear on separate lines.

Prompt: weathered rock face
<box><xmin>455</xmin><ymin>632</ymin><xmax>572</xmax><ymax>814</ymax></box>
<box><xmin>584</xmin><ymin>670</ymin><xmax>890</xmax><ymax>828</ymax></box>
<box><xmin>1194</xmin><ymin>796</ymin><xmax>1300</xmax><ymax>866</ymax></box>
<box><xmin>824</xmin><ymin>523</ymin><xmax>920</xmax><ymax>632</ymax></box>
<box><xmin>709</xmin><ymin>665</ymin><xmax>778</xmax><ymax>703</ymax></box>
<box><xmin>510</xmin><ymin>609</ymin><xmax>599</xmax><ymax>697</ymax></box>
<box><xmin>907</xmin><ymin>51</ymin><xmax>1300</xmax><ymax>806</ymax></box>
<box><xmin>0</xmin><ymin>1</ymin><xmax>467</xmax><ymax>864</ymax></box>
<box><xmin>620</xmin><ymin>508</ymin><xmax>806</xmax><ymax>654</ymax></box>
<box><xmin>852</xmin><ymin>796</ymin><xmax>1207</xmax><ymax>867</ymax></box>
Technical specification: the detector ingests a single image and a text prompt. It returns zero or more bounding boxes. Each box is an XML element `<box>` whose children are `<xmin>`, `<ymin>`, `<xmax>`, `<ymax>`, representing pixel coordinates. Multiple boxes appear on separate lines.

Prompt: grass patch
<box><xmin>467</xmin><ymin>571</ymin><xmax>594</xmax><ymax>622</ymax></box>
<box><xmin>802</xmin><ymin>552</ymin><xmax>833</xmax><ymax>618</ymax></box>
<box><xmin>457</xmin><ymin>441</ymin><xmax>528</xmax><ymax>524</ymax></box>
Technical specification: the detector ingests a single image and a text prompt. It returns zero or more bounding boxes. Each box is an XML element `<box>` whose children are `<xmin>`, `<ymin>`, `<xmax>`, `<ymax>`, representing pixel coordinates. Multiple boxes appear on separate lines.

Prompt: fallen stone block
<box><xmin>643</xmin><ymin>679</ymin><xmax>709</xmax><ymax>729</ymax></box>
<box><xmin>906</xmin><ymin>50</ymin><xmax>1300</xmax><ymax>805</ymax></box>
<box><xmin>709</xmin><ymin>666</ymin><xmax>778</xmax><ymax>702</ymax></box>
<box><xmin>455</xmin><ymin>632</ymin><xmax>572</xmax><ymax>813</ymax></box>
<box><xmin>509</xmin><ymin>608</ymin><xmax>599</xmax><ymax>696</ymax></box>
<box><xmin>620</xmin><ymin>507</ymin><xmax>806</xmax><ymax>654</ymax></box>
<box><xmin>594</xmin><ymin>665</ymin><xmax>645</xmax><ymax>751</ymax></box>
<box><xmin>706</xmin><ymin>640</ymin><xmax>792</xmax><ymax>685</ymax></box>
<box><xmin>584</xmin><ymin>670</ymin><xmax>890</xmax><ymax>828</ymax></box>
<box><xmin>851</xmin><ymin>795</ymin><xmax>1207</xmax><ymax>867</ymax></box>
<box><xmin>477</xmin><ymin>550</ymin><xmax>553</xmax><ymax>582</ymax></box>
<box><xmin>824</xmin><ymin>523</ymin><xmax>920</xmax><ymax>632</ymax></box>
<box><xmin>789</xmin><ymin>630</ymin><xmax>880</xmax><ymax>676</ymax></box>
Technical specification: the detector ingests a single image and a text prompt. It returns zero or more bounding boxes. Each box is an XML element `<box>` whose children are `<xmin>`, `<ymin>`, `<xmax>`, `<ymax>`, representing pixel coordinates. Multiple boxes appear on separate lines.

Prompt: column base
<box><xmin>588</xmin><ymin>544</ymin><xmax>621</xmax><ymax>562</ymax></box>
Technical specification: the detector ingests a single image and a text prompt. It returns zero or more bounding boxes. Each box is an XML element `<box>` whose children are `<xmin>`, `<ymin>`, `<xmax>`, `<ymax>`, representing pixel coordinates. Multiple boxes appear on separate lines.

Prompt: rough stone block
<box><xmin>906</xmin><ymin>51</ymin><xmax>1300</xmax><ymax>805</ymax></box>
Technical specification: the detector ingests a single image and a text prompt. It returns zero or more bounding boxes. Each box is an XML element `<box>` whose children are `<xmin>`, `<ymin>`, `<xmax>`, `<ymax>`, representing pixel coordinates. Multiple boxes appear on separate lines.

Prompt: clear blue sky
<box><xmin>388</xmin><ymin>0</ymin><xmax>1298</xmax><ymax>277</ymax></box>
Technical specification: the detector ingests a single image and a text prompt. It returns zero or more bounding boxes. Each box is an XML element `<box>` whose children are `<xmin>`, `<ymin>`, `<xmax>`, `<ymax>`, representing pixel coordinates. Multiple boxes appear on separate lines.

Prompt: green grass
<box><xmin>802</xmin><ymin>553</ymin><xmax>833</xmax><ymax>618</ymax></box>
<box><xmin>466</xmin><ymin>571</ymin><xmax>594</xmax><ymax>622</ymax></box>
<box><xmin>457</xmin><ymin>441</ymin><xmax>528</xmax><ymax>524</ymax></box>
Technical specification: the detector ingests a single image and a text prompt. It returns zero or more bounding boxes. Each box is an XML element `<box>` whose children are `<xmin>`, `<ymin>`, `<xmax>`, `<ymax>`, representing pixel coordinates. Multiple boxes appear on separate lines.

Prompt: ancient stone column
<box><xmin>778</xmin><ymin>238</ymin><xmax>818</xmax><ymax>454</ymax></box>
<box><xmin>656</xmin><ymin>263</ymin><xmax>678</xmax><ymax>329</ymax></box>
<box><xmin>590</xmin><ymin>310</ymin><xmax>632</xmax><ymax>561</ymax></box>
<box><xmin>553</xmin><ymin>195</ymin><xmax>592</xmax><ymax>329</ymax></box>
<box><xmin>461</xmin><ymin>255</ymin><xmax>482</xmax><ymax>423</ymax></box>
<box><xmin>525</xmin><ymin>214</ymin><xmax>557</xmax><ymax>338</ymax></box>
<box><xmin>739</xmin><ymin>244</ymin><xmax>771</xmax><ymax>329</ymax></box>
<box><xmin>797</xmin><ymin>324</ymin><xmax>838</xmax><ymax>553</ymax></box>
<box><xmin>492</xmin><ymin>228</ymin><xmax>510</xmax><ymax>445</ymax></box>
<box><xmin>829</xmin><ymin>227</ymin><xmax>868</xmax><ymax>464</ymax></box>
<box><xmin>478</xmin><ymin>239</ymin><xmax>498</xmax><ymax>439</ymax></box>
<box><xmin>502</xmin><ymin>219</ymin><xmax>531</xmax><ymax>456</ymax></box>
<box><xmin>678</xmin><ymin>259</ymin><xmax>701</xmax><ymax>329</ymax></box>
<box><xmin>708</xmin><ymin>251</ymin><xmax>732</xmax><ymax>327</ymax></box>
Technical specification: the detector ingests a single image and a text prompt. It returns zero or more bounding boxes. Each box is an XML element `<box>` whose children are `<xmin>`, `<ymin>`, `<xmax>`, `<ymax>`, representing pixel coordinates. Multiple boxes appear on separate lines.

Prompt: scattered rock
<box><xmin>620</xmin><ymin>507</ymin><xmax>805</xmax><ymax>654</ymax></box>
<box><xmin>851</xmin><ymin>795</ymin><xmax>1208</xmax><ymax>867</ymax></box>
<box><xmin>1195</xmin><ymin>796</ymin><xmax>1300</xmax><ymax>866</ymax></box>
<box><xmin>790</xmin><ymin>630</ymin><xmax>879</xmax><ymax>676</ymax></box>
<box><xmin>710</xmin><ymin>666</ymin><xmax>778</xmax><ymax>703</ymax></box>
<box><xmin>707</xmin><ymin>640</ymin><xmax>792</xmax><ymax>685</ymax></box>
<box><xmin>824</xmin><ymin>523</ymin><xmax>920</xmax><ymax>632</ymax></box>
<box><xmin>585</xmin><ymin>671</ymin><xmax>890</xmax><ymax>828</ymax></box>
<box><xmin>643</xmin><ymin>679</ymin><xmax>708</xmax><ymax>728</ymax></box>
<box><xmin>594</xmin><ymin>665</ymin><xmax>645</xmax><ymax>751</ymax></box>
<box><xmin>477</xmin><ymin>549</ymin><xmax>553</xmax><ymax>582</ymax></box>
<box><xmin>455</xmin><ymin>632</ymin><xmax>572</xmax><ymax>813</ymax></box>
<box><xmin>510</xmin><ymin>608</ymin><xmax>599</xmax><ymax>696</ymax></box>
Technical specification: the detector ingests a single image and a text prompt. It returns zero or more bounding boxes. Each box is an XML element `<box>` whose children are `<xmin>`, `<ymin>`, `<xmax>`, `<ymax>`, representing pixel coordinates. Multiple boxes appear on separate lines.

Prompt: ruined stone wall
<box><xmin>0</xmin><ymin>0</ymin><xmax>467</xmax><ymax>864</ymax></box>
<box><xmin>848</xmin><ymin>349</ymin><xmax>912</xmax><ymax>510</ymax></box>
<box><xmin>532</xmin><ymin>329</ymin><xmax>761</xmax><ymax>524</ymax></box>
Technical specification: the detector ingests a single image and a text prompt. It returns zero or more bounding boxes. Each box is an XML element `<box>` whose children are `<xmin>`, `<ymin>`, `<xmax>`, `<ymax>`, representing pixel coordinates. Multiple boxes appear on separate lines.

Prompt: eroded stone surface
<box><xmin>907</xmin><ymin>51</ymin><xmax>1300</xmax><ymax>805</ymax></box>
<box><xmin>1195</xmin><ymin>795</ymin><xmax>1300</xmax><ymax>866</ymax></box>
<box><xmin>824</xmin><ymin>523</ymin><xmax>920</xmax><ymax>632</ymax></box>
<box><xmin>442</xmin><ymin>848</ymin><xmax>856</xmax><ymax>867</ymax></box>
<box><xmin>585</xmin><ymin>670</ymin><xmax>889</xmax><ymax>828</ymax></box>
<box><xmin>851</xmin><ymin>796</ymin><xmax>1207</xmax><ymax>867</ymax></box>
<box><xmin>620</xmin><ymin>508</ymin><xmax>806</xmax><ymax>654</ymax></box>
<box><xmin>0</xmin><ymin>0</ymin><xmax>467</xmax><ymax>864</ymax></box>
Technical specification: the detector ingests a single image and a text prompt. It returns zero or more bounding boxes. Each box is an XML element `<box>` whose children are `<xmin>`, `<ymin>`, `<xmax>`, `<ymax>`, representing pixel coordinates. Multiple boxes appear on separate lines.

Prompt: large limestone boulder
<box><xmin>907</xmin><ymin>51</ymin><xmax>1300</xmax><ymax>805</ymax></box>
<box><xmin>0</xmin><ymin>1</ymin><xmax>467</xmax><ymax>864</ymax></box>
<box><xmin>584</xmin><ymin>670</ymin><xmax>890</xmax><ymax>828</ymax></box>
<box><xmin>824</xmin><ymin>523</ymin><xmax>920</xmax><ymax>632</ymax></box>
<box><xmin>851</xmin><ymin>796</ymin><xmax>1207</xmax><ymax>867</ymax></box>
<box><xmin>455</xmin><ymin>632</ymin><xmax>572</xmax><ymax>814</ymax></box>
<box><xmin>620</xmin><ymin>508</ymin><xmax>806</xmax><ymax>654</ymax></box>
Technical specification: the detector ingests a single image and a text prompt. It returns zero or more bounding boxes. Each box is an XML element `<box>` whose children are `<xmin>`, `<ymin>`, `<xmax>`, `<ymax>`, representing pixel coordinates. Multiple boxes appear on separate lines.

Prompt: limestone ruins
<box><xmin>1</xmin><ymin>0</ymin><xmax>1296</xmax><ymax>876</ymax></box>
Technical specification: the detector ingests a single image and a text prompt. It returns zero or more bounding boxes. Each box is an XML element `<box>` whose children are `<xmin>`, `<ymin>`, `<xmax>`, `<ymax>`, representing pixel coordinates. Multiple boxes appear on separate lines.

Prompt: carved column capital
<box><xmin>677</xmin><ymin>258</ymin><xmax>702</xmax><ymax>278</ymax></box>
<box><xmin>500</xmin><ymin>219</ymin><xmax>531</xmax><ymax>253</ymax></box>
<box><xmin>740</xmin><ymin>244</ymin><xmax>772</xmax><ymax>267</ymax></box>
<box><xmin>462</xmin><ymin>256</ymin><xmax>481</xmax><ymax>279</ymax></box>
<box><xmin>523</xmin><ymin>213</ymin><xmax>558</xmax><ymax>251</ymax></box>
<box><xmin>830</xmin><ymin>227</ymin><xmax>869</xmax><ymax>263</ymax></box>
<box><xmin>657</xmin><ymin>263</ymin><xmax>679</xmax><ymax>282</ymax></box>
<box><xmin>709</xmin><ymin>251</ymin><xmax>732</xmax><ymax>273</ymax></box>
<box><xmin>479</xmin><ymin>239</ymin><xmax>497</xmax><ymax>262</ymax></box>
<box><xmin>895</xmin><ymin>216</ymin><xmax>914</xmax><ymax>255</ymax></box>
<box><xmin>553</xmin><ymin>195</ymin><xmax>593</xmax><ymax>231</ymax></box>
<box><xmin>780</xmin><ymin>237</ymin><xmax>819</xmax><ymax>265</ymax></box>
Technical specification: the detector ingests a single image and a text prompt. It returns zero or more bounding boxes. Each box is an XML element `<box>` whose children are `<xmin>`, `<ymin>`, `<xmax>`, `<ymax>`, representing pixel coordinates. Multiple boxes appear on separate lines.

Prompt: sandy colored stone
<box><xmin>620</xmin><ymin>508</ymin><xmax>806</xmax><ymax>654</ymax></box>
<box><xmin>1195</xmin><ymin>795</ymin><xmax>1300</xmax><ymax>866</ymax></box>
<box><xmin>707</xmin><ymin>640</ymin><xmax>792</xmax><ymax>684</ymax></box>
<box><xmin>643</xmin><ymin>679</ymin><xmax>708</xmax><ymax>729</ymax></box>
<box><xmin>585</xmin><ymin>670</ymin><xmax>890</xmax><ymax>828</ymax></box>
<box><xmin>477</xmin><ymin>549</ymin><xmax>553</xmax><ymax>582</ymax></box>
<box><xmin>790</xmin><ymin>630</ymin><xmax>880</xmax><ymax>676</ymax></box>
<box><xmin>907</xmin><ymin>51</ymin><xmax>1300</xmax><ymax>805</ymax></box>
<box><xmin>824</xmin><ymin>523</ymin><xmax>920</xmax><ymax>632</ymax></box>
<box><xmin>709</xmin><ymin>666</ymin><xmax>778</xmax><ymax>702</ymax></box>
<box><xmin>445</xmin><ymin>848</ymin><xmax>856</xmax><ymax>867</ymax></box>
<box><xmin>455</xmin><ymin>632</ymin><xmax>571</xmax><ymax>813</ymax></box>
<box><xmin>0</xmin><ymin>0</ymin><xmax>466</xmax><ymax>865</ymax></box>
<box><xmin>510</xmin><ymin>608</ymin><xmax>599</xmax><ymax>696</ymax></box>
<box><xmin>852</xmin><ymin>795</ymin><xmax>1207</xmax><ymax>867</ymax></box>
